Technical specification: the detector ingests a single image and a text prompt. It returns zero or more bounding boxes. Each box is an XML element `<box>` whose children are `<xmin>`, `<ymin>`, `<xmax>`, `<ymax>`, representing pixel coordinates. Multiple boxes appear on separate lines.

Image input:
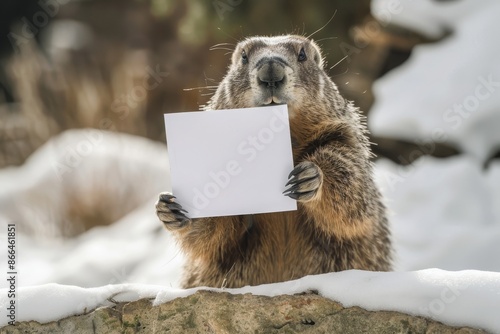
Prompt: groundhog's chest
<box><xmin>235</xmin><ymin>211</ymin><xmax>335</xmax><ymax>278</ymax></box>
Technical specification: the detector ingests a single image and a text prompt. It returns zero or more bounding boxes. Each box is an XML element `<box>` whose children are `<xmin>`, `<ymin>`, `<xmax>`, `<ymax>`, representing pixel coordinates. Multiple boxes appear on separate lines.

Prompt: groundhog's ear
<box><xmin>310</xmin><ymin>40</ymin><xmax>324</xmax><ymax>68</ymax></box>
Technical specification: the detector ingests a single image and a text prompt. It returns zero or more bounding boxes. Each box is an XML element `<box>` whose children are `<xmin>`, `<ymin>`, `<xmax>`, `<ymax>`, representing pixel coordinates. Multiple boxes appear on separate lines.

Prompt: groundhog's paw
<box><xmin>156</xmin><ymin>192</ymin><xmax>190</xmax><ymax>228</ymax></box>
<box><xmin>283</xmin><ymin>161</ymin><xmax>323</xmax><ymax>202</ymax></box>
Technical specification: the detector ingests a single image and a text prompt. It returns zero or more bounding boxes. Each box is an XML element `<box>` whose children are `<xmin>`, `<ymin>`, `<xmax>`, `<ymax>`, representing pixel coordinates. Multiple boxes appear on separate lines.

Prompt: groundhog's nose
<box><xmin>257</xmin><ymin>58</ymin><xmax>286</xmax><ymax>88</ymax></box>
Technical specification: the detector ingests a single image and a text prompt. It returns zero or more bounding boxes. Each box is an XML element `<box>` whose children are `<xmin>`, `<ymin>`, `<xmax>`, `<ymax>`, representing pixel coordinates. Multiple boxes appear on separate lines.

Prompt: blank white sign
<box><xmin>164</xmin><ymin>104</ymin><xmax>297</xmax><ymax>218</ymax></box>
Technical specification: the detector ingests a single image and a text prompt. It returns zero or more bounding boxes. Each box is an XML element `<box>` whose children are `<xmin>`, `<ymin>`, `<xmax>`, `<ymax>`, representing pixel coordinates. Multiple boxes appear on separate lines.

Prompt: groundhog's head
<box><xmin>209</xmin><ymin>35</ymin><xmax>335</xmax><ymax>116</ymax></box>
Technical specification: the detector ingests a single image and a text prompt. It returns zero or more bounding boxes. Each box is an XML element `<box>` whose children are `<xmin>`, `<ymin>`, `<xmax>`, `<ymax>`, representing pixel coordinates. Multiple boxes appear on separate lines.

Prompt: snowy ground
<box><xmin>1</xmin><ymin>0</ymin><xmax>500</xmax><ymax>331</ymax></box>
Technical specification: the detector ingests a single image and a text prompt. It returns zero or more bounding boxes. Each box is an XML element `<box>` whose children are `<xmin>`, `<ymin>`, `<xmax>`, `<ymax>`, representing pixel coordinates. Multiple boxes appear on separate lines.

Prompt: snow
<box><xmin>376</xmin><ymin>157</ymin><xmax>500</xmax><ymax>272</ymax></box>
<box><xmin>367</xmin><ymin>0</ymin><xmax>500</xmax><ymax>272</ymax></box>
<box><xmin>1</xmin><ymin>0</ymin><xmax>500</xmax><ymax>331</ymax></box>
<box><xmin>371</xmin><ymin>0</ymin><xmax>497</xmax><ymax>39</ymax></box>
<box><xmin>0</xmin><ymin>128</ymin><xmax>172</xmax><ymax>237</ymax></box>
<box><xmin>369</xmin><ymin>0</ymin><xmax>500</xmax><ymax>163</ymax></box>
<box><xmin>0</xmin><ymin>283</ymin><xmax>163</xmax><ymax>326</ymax></box>
<box><xmin>6</xmin><ymin>200</ymin><xmax>185</xmax><ymax>289</ymax></box>
<box><xmin>1</xmin><ymin>270</ymin><xmax>500</xmax><ymax>332</ymax></box>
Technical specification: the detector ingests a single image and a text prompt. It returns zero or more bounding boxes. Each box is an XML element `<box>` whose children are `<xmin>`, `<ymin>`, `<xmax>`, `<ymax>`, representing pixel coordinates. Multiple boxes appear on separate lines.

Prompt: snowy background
<box><xmin>1</xmin><ymin>0</ymin><xmax>500</xmax><ymax>332</ymax></box>
<box><xmin>370</xmin><ymin>0</ymin><xmax>500</xmax><ymax>273</ymax></box>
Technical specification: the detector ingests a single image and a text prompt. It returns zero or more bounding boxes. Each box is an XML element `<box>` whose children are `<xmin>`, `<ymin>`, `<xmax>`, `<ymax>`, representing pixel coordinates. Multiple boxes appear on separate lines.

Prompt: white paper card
<box><xmin>164</xmin><ymin>104</ymin><xmax>297</xmax><ymax>218</ymax></box>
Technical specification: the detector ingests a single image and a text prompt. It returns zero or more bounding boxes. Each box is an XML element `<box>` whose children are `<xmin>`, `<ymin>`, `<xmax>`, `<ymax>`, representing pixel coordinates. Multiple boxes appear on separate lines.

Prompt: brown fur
<box><xmin>157</xmin><ymin>35</ymin><xmax>392</xmax><ymax>288</ymax></box>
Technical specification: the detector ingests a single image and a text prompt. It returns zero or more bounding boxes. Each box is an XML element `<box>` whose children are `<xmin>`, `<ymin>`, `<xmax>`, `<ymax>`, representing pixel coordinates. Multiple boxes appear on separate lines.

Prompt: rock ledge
<box><xmin>1</xmin><ymin>291</ymin><xmax>487</xmax><ymax>333</ymax></box>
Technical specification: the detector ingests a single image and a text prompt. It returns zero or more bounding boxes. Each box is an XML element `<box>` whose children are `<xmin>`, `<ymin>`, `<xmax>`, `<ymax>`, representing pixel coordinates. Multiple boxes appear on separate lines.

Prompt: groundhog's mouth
<box><xmin>259</xmin><ymin>95</ymin><xmax>286</xmax><ymax>106</ymax></box>
<box><xmin>260</xmin><ymin>101</ymin><xmax>284</xmax><ymax>107</ymax></box>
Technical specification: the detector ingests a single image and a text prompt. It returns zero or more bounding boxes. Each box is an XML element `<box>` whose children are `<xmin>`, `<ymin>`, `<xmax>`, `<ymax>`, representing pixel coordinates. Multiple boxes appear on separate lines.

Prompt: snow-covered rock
<box><xmin>1</xmin><ymin>270</ymin><xmax>499</xmax><ymax>333</ymax></box>
<box><xmin>369</xmin><ymin>0</ymin><xmax>500</xmax><ymax>163</ymax></box>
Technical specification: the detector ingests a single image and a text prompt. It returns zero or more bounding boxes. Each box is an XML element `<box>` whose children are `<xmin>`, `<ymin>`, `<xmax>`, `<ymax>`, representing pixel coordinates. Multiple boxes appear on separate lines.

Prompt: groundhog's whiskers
<box><xmin>184</xmin><ymin>86</ymin><xmax>218</xmax><ymax>98</ymax></box>
<box><xmin>183</xmin><ymin>86</ymin><xmax>218</xmax><ymax>92</ymax></box>
<box><xmin>306</xmin><ymin>10</ymin><xmax>338</xmax><ymax>40</ymax></box>
<box><xmin>315</xmin><ymin>36</ymin><xmax>338</xmax><ymax>43</ymax></box>
<box><xmin>209</xmin><ymin>43</ymin><xmax>236</xmax><ymax>52</ymax></box>
<box><xmin>329</xmin><ymin>55</ymin><xmax>349</xmax><ymax>70</ymax></box>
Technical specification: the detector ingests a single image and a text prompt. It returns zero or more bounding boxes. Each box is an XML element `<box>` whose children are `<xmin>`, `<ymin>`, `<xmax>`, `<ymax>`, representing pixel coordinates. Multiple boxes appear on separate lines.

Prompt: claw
<box><xmin>168</xmin><ymin>201</ymin><xmax>188</xmax><ymax>213</ymax></box>
<box><xmin>285</xmin><ymin>174</ymin><xmax>318</xmax><ymax>188</ymax></box>
<box><xmin>160</xmin><ymin>213</ymin><xmax>190</xmax><ymax>228</ymax></box>
<box><xmin>159</xmin><ymin>193</ymin><xmax>176</xmax><ymax>202</ymax></box>
<box><xmin>163</xmin><ymin>219</ymin><xmax>189</xmax><ymax>228</ymax></box>
<box><xmin>284</xmin><ymin>192</ymin><xmax>298</xmax><ymax>199</ymax></box>
<box><xmin>283</xmin><ymin>161</ymin><xmax>322</xmax><ymax>202</ymax></box>
<box><xmin>284</xmin><ymin>190</ymin><xmax>315</xmax><ymax>200</ymax></box>
<box><xmin>173</xmin><ymin>212</ymin><xmax>189</xmax><ymax>221</ymax></box>
<box><xmin>288</xmin><ymin>163</ymin><xmax>308</xmax><ymax>179</ymax></box>
<box><xmin>283</xmin><ymin>183</ymin><xmax>300</xmax><ymax>194</ymax></box>
<box><xmin>285</xmin><ymin>175</ymin><xmax>298</xmax><ymax>187</ymax></box>
<box><xmin>157</xmin><ymin>192</ymin><xmax>190</xmax><ymax>229</ymax></box>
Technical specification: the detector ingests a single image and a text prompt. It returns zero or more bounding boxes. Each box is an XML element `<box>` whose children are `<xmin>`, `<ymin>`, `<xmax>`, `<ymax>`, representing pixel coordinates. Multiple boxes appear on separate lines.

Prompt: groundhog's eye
<box><xmin>298</xmin><ymin>47</ymin><xmax>307</xmax><ymax>62</ymax></box>
<box><xmin>241</xmin><ymin>50</ymin><xmax>248</xmax><ymax>64</ymax></box>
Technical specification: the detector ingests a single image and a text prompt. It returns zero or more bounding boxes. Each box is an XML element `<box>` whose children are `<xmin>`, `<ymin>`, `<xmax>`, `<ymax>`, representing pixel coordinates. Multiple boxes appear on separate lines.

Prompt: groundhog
<box><xmin>156</xmin><ymin>35</ymin><xmax>392</xmax><ymax>288</ymax></box>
